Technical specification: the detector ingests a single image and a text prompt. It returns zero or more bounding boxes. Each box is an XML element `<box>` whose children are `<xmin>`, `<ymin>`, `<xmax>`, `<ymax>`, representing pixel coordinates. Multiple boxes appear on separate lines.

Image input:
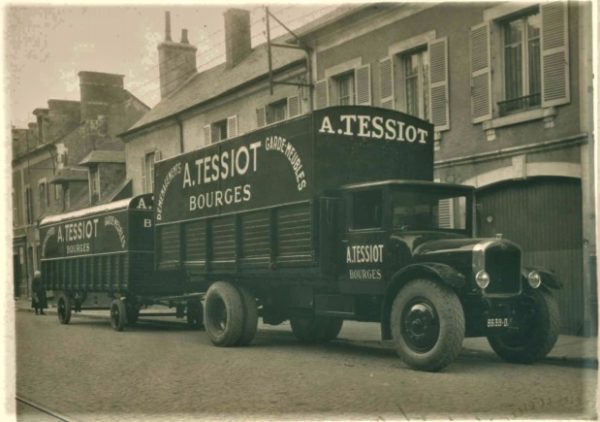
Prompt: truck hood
<box><xmin>390</xmin><ymin>232</ymin><xmax>481</xmax><ymax>255</ymax></box>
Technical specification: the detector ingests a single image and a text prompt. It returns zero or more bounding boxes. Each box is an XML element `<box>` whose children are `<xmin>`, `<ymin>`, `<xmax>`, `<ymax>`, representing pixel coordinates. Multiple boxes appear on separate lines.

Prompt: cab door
<box><xmin>339</xmin><ymin>188</ymin><xmax>388</xmax><ymax>295</ymax></box>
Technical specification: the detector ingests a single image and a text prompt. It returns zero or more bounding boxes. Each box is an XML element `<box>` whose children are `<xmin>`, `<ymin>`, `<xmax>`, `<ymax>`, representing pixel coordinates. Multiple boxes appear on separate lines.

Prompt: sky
<box><xmin>5</xmin><ymin>3</ymin><xmax>339</xmax><ymax>128</ymax></box>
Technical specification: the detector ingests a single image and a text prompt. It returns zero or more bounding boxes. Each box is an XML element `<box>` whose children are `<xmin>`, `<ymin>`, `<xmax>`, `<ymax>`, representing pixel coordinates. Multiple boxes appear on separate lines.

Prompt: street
<box><xmin>16</xmin><ymin>310</ymin><xmax>596</xmax><ymax>421</ymax></box>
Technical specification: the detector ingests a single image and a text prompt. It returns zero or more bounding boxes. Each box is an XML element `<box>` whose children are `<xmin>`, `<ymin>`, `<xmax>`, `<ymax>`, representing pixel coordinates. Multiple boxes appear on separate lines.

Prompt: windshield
<box><xmin>391</xmin><ymin>189</ymin><xmax>469</xmax><ymax>232</ymax></box>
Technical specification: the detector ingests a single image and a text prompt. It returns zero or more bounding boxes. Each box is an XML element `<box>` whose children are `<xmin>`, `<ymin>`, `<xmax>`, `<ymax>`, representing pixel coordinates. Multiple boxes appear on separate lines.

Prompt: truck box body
<box><xmin>39</xmin><ymin>194</ymin><xmax>180</xmax><ymax>295</ymax></box>
<box><xmin>153</xmin><ymin>106</ymin><xmax>433</xmax><ymax>284</ymax></box>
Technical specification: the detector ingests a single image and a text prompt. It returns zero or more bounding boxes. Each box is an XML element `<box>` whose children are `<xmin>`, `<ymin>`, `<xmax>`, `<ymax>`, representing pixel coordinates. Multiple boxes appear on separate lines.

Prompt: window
<box><xmin>144</xmin><ymin>151</ymin><xmax>155</xmax><ymax>193</ymax></box>
<box><xmin>333</xmin><ymin>71</ymin><xmax>355</xmax><ymax>105</ymax></box>
<box><xmin>403</xmin><ymin>48</ymin><xmax>430</xmax><ymax>121</ymax></box>
<box><xmin>211</xmin><ymin>120</ymin><xmax>228</xmax><ymax>143</ymax></box>
<box><xmin>24</xmin><ymin>186</ymin><xmax>33</xmax><ymax>225</ymax></box>
<box><xmin>266</xmin><ymin>99</ymin><xmax>288</xmax><ymax>124</ymax></box>
<box><xmin>38</xmin><ymin>180</ymin><xmax>48</xmax><ymax>211</ymax></box>
<box><xmin>64</xmin><ymin>186</ymin><xmax>70</xmax><ymax>210</ymax></box>
<box><xmin>352</xmin><ymin>190</ymin><xmax>382</xmax><ymax>230</ymax></box>
<box><xmin>391</xmin><ymin>190</ymin><xmax>468</xmax><ymax>232</ymax></box>
<box><xmin>89</xmin><ymin>166</ymin><xmax>100</xmax><ymax>204</ymax></box>
<box><xmin>500</xmin><ymin>11</ymin><xmax>541</xmax><ymax>115</ymax></box>
<box><xmin>54</xmin><ymin>184</ymin><xmax>61</xmax><ymax>201</ymax></box>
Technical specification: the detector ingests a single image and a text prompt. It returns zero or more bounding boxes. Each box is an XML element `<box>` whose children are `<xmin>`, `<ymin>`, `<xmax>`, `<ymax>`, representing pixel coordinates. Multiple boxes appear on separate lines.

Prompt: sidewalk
<box><xmin>14</xmin><ymin>299</ymin><xmax>598</xmax><ymax>366</ymax></box>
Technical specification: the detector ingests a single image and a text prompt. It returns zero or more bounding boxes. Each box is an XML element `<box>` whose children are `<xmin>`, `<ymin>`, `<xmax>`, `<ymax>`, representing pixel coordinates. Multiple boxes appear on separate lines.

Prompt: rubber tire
<box><xmin>204</xmin><ymin>282</ymin><xmax>244</xmax><ymax>347</ymax></box>
<box><xmin>290</xmin><ymin>316</ymin><xmax>344</xmax><ymax>343</ymax></box>
<box><xmin>126</xmin><ymin>302</ymin><xmax>140</xmax><ymax>326</ymax></box>
<box><xmin>235</xmin><ymin>286</ymin><xmax>258</xmax><ymax>346</ymax></box>
<box><xmin>110</xmin><ymin>299</ymin><xmax>127</xmax><ymax>332</ymax></box>
<box><xmin>391</xmin><ymin>279</ymin><xmax>465</xmax><ymax>372</ymax></box>
<box><xmin>57</xmin><ymin>294</ymin><xmax>72</xmax><ymax>325</ymax></box>
<box><xmin>186</xmin><ymin>299</ymin><xmax>204</xmax><ymax>330</ymax></box>
<box><xmin>487</xmin><ymin>288</ymin><xmax>559</xmax><ymax>364</ymax></box>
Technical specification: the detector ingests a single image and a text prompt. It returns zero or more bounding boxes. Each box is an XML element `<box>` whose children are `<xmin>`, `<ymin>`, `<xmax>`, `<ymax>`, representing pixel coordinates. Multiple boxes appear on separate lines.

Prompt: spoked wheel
<box><xmin>57</xmin><ymin>294</ymin><xmax>72</xmax><ymax>325</ymax></box>
<box><xmin>487</xmin><ymin>289</ymin><xmax>559</xmax><ymax>363</ymax></box>
<box><xmin>204</xmin><ymin>282</ymin><xmax>244</xmax><ymax>347</ymax></box>
<box><xmin>110</xmin><ymin>299</ymin><xmax>127</xmax><ymax>332</ymax></box>
<box><xmin>186</xmin><ymin>299</ymin><xmax>204</xmax><ymax>330</ymax></box>
<box><xmin>391</xmin><ymin>279</ymin><xmax>464</xmax><ymax>372</ymax></box>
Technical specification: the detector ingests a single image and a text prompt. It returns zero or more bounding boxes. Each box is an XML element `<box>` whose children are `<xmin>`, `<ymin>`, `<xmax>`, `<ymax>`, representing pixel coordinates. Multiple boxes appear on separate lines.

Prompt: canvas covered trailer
<box><xmin>153</xmin><ymin>106</ymin><xmax>434</xmax><ymax>287</ymax></box>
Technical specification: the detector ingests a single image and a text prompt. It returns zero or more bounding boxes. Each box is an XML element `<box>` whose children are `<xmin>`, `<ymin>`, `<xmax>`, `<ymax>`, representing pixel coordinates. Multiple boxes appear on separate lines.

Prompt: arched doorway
<box><xmin>476</xmin><ymin>177</ymin><xmax>583</xmax><ymax>334</ymax></box>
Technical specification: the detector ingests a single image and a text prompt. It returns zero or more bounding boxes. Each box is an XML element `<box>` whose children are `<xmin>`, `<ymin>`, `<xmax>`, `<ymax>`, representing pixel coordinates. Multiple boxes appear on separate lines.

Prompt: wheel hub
<box><xmin>401</xmin><ymin>299</ymin><xmax>440</xmax><ymax>353</ymax></box>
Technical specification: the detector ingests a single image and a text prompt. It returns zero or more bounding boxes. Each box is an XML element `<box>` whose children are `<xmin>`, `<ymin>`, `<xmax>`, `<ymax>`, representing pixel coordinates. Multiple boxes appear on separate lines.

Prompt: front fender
<box><xmin>521</xmin><ymin>267</ymin><xmax>562</xmax><ymax>289</ymax></box>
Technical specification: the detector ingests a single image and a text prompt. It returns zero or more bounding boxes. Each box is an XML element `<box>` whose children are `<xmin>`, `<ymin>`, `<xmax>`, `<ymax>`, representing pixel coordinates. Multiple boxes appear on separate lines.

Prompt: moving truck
<box><xmin>40</xmin><ymin>106</ymin><xmax>561</xmax><ymax>371</ymax></box>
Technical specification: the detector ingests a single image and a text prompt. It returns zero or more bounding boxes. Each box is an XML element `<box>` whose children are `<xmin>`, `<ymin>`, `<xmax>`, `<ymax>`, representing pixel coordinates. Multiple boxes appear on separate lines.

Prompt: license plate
<box><xmin>486</xmin><ymin>317</ymin><xmax>511</xmax><ymax>328</ymax></box>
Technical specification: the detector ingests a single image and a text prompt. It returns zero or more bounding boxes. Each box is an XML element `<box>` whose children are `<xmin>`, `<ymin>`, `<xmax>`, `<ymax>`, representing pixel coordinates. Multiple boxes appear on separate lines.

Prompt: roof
<box><xmin>123</xmin><ymin>42</ymin><xmax>306</xmax><ymax>135</ymax></box>
<box><xmin>339</xmin><ymin>179</ymin><xmax>476</xmax><ymax>192</ymax></box>
<box><xmin>48</xmin><ymin>168</ymin><xmax>88</xmax><ymax>184</ymax></box>
<box><xmin>78</xmin><ymin>150</ymin><xmax>125</xmax><ymax>166</ymax></box>
<box><xmin>40</xmin><ymin>196</ymin><xmax>135</xmax><ymax>226</ymax></box>
<box><xmin>291</xmin><ymin>4</ymin><xmax>370</xmax><ymax>39</ymax></box>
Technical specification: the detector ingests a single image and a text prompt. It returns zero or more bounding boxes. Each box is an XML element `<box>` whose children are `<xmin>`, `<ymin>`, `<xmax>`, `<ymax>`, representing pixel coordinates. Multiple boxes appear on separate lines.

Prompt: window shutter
<box><xmin>429</xmin><ymin>37</ymin><xmax>450</xmax><ymax>131</ymax></box>
<box><xmin>287</xmin><ymin>95</ymin><xmax>301</xmax><ymax>118</ymax></box>
<box><xmin>227</xmin><ymin>115</ymin><xmax>238</xmax><ymax>139</ymax></box>
<box><xmin>541</xmin><ymin>1</ymin><xmax>569</xmax><ymax>107</ymax></box>
<box><xmin>140</xmin><ymin>156</ymin><xmax>146</xmax><ymax>193</ymax></box>
<box><xmin>203</xmin><ymin>124</ymin><xmax>211</xmax><ymax>144</ymax></box>
<box><xmin>470</xmin><ymin>22</ymin><xmax>492</xmax><ymax>123</ymax></box>
<box><xmin>355</xmin><ymin>64</ymin><xmax>372</xmax><ymax>105</ymax></box>
<box><xmin>256</xmin><ymin>107</ymin><xmax>266</xmax><ymax>128</ymax></box>
<box><xmin>379</xmin><ymin>57</ymin><xmax>394</xmax><ymax>109</ymax></box>
<box><xmin>315</xmin><ymin>79</ymin><xmax>328</xmax><ymax>109</ymax></box>
<box><xmin>438</xmin><ymin>198</ymin><xmax>454</xmax><ymax>229</ymax></box>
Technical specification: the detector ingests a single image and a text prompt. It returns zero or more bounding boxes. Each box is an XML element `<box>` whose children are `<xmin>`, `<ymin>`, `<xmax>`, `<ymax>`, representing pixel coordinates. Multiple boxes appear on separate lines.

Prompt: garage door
<box><xmin>476</xmin><ymin>177</ymin><xmax>583</xmax><ymax>334</ymax></box>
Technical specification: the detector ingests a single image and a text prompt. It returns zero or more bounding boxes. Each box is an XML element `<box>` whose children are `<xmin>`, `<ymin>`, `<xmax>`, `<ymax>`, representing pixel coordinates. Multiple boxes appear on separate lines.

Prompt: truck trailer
<box><xmin>40</xmin><ymin>106</ymin><xmax>560</xmax><ymax>371</ymax></box>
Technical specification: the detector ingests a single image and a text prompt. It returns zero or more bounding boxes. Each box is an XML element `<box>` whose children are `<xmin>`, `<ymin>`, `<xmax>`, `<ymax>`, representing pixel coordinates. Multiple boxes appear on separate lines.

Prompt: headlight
<box><xmin>475</xmin><ymin>270</ymin><xmax>490</xmax><ymax>289</ymax></box>
<box><xmin>527</xmin><ymin>271</ymin><xmax>542</xmax><ymax>289</ymax></box>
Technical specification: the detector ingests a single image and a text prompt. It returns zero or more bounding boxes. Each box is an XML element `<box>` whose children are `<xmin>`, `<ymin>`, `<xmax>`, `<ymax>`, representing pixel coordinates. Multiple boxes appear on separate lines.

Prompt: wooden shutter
<box><xmin>287</xmin><ymin>95</ymin><xmax>301</xmax><ymax>118</ymax></box>
<box><xmin>203</xmin><ymin>124</ymin><xmax>211</xmax><ymax>144</ymax></box>
<box><xmin>140</xmin><ymin>156</ymin><xmax>146</xmax><ymax>193</ymax></box>
<box><xmin>541</xmin><ymin>1</ymin><xmax>569</xmax><ymax>107</ymax></box>
<box><xmin>379</xmin><ymin>57</ymin><xmax>394</xmax><ymax>109</ymax></box>
<box><xmin>256</xmin><ymin>107</ymin><xmax>266</xmax><ymax>128</ymax></box>
<box><xmin>227</xmin><ymin>115</ymin><xmax>238</xmax><ymax>139</ymax></box>
<box><xmin>355</xmin><ymin>64</ymin><xmax>372</xmax><ymax>105</ymax></box>
<box><xmin>470</xmin><ymin>22</ymin><xmax>492</xmax><ymax>123</ymax></box>
<box><xmin>429</xmin><ymin>37</ymin><xmax>450</xmax><ymax>131</ymax></box>
<box><xmin>315</xmin><ymin>79</ymin><xmax>328</xmax><ymax>109</ymax></box>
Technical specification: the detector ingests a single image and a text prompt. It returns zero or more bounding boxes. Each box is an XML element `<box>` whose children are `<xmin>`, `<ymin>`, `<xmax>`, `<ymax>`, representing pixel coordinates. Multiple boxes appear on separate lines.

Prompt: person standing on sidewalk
<box><xmin>31</xmin><ymin>270</ymin><xmax>47</xmax><ymax>315</ymax></box>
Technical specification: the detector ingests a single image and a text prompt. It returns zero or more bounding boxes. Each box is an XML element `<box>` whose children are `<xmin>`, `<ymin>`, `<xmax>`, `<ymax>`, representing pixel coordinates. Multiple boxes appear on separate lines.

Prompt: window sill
<box><xmin>482</xmin><ymin>107</ymin><xmax>556</xmax><ymax>131</ymax></box>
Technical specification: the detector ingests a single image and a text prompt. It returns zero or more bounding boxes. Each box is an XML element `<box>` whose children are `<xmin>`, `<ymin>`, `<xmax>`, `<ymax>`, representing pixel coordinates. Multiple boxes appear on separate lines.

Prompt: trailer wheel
<box><xmin>110</xmin><ymin>299</ymin><xmax>127</xmax><ymax>332</ymax></box>
<box><xmin>186</xmin><ymin>299</ymin><xmax>204</xmax><ymax>330</ymax></box>
<box><xmin>487</xmin><ymin>289</ymin><xmax>559</xmax><ymax>364</ymax></box>
<box><xmin>204</xmin><ymin>282</ymin><xmax>244</xmax><ymax>347</ymax></box>
<box><xmin>235</xmin><ymin>286</ymin><xmax>258</xmax><ymax>346</ymax></box>
<box><xmin>57</xmin><ymin>294</ymin><xmax>72</xmax><ymax>325</ymax></box>
<box><xmin>290</xmin><ymin>317</ymin><xmax>343</xmax><ymax>343</ymax></box>
<box><xmin>391</xmin><ymin>279</ymin><xmax>465</xmax><ymax>372</ymax></box>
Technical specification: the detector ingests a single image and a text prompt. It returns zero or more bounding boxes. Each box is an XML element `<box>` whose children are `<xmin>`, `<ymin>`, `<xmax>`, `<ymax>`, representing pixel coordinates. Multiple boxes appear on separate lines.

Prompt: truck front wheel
<box><xmin>487</xmin><ymin>289</ymin><xmax>559</xmax><ymax>363</ymax></box>
<box><xmin>204</xmin><ymin>282</ymin><xmax>244</xmax><ymax>347</ymax></box>
<box><xmin>290</xmin><ymin>316</ymin><xmax>343</xmax><ymax>343</ymax></box>
<box><xmin>391</xmin><ymin>279</ymin><xmax>465</xmax><ymax>371</ymax></box>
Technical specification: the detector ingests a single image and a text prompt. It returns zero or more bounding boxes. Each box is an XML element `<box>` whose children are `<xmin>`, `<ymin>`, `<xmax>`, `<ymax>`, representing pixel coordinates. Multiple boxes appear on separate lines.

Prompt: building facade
<box><xmin>121</xmin><ymin>2</ymin><xmax>594</xmax><ymax>334</ymax></box>
<box><xmin>12</xmin><ymin>71</ymin><xmax>149</xmax><ymax>299</ymax></box>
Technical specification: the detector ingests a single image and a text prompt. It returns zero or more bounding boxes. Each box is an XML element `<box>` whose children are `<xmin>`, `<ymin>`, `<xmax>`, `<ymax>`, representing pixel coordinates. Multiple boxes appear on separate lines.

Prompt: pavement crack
<box><xmin>396</xmin><ymin>401</ymin><xmax>410</xmax><ymax>420</ymax></box>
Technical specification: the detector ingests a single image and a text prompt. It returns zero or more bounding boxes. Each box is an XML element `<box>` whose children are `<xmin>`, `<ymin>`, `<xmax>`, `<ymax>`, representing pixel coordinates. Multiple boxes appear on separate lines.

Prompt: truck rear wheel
<box><xmin>487</xmin><ymin>289</ymin><xmax>559</xmax><ymax>363</ymax></box>
<box><xmin>110</xmin><ymin>299</ymin><xmax>127</xmax><ymax>332</ymax></box>
<box><xmin>391</xmin><ymin>279</ymin><xmax>465</xmax><ymax>372</ymax></box>
<box><xmin>235</xmin><ymin>286</ymin><xmax>258</xmax><ymax>346</ymax></box>
<box><xmin>186</xmin><ymin>299</ymin><xmax>204</xmax><ymax>330</ymax></box>
<box><xmin>57</xmin><ymin>294</ymin><xmax>72</xmax><ymax>325</ymax></box>
<box><xmin>290</xmin><ymin>316</ymin><xmax>343</xmax><ymax>343</ymax></box>
<box><xmin>204</xmin><ymin>282</ymin><xmax>244</xmax><ymax>347</ymax></box>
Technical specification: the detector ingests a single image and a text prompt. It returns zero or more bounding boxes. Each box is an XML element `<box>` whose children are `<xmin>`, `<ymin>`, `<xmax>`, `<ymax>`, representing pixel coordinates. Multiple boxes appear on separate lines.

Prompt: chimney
<box><xmin>33</xmin><ymin>108</ymin><xmax>49</xmax><ymax>144</ymax></box>
<box><xmin>78</xmin><ymin>71</ymin><xmax>125</xmax><ymax>122</ymax></box>
<box><xmin>158</xmin><ymin>11</ymin><xmax>197</xmax><ymax>99</ymax></box>
<box><xmin>224</xmin><ymin>8</ymin><xmax>252</xmax><ymax>69</ymax></box>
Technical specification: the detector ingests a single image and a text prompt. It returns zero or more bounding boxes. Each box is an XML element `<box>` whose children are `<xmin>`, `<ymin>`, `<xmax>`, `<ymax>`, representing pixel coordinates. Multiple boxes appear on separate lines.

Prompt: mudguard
<box><xmin>521</xmin><ymin>267</ymin><xmax>562</xmax><ymax>289</ymax></box>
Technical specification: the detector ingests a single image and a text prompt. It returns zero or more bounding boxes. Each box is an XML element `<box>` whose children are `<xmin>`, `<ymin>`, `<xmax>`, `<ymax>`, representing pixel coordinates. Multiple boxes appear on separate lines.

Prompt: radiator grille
<box><xmin>484</xmin><ymin>244</ymin><xmax>521</xmax><ymax>295</ymax></box>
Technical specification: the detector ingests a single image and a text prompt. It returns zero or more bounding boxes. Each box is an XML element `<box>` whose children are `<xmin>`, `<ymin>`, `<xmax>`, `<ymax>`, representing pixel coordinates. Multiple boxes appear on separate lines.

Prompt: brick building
<box><xmin>121</xmin><ymin>3</ymin><xmax>594</xmax><ymax>334</ymax></box>
<box><xmin>12</xmin><ymin>71</ymin><xmax>149</xmax><ymax>299</ymax></box>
